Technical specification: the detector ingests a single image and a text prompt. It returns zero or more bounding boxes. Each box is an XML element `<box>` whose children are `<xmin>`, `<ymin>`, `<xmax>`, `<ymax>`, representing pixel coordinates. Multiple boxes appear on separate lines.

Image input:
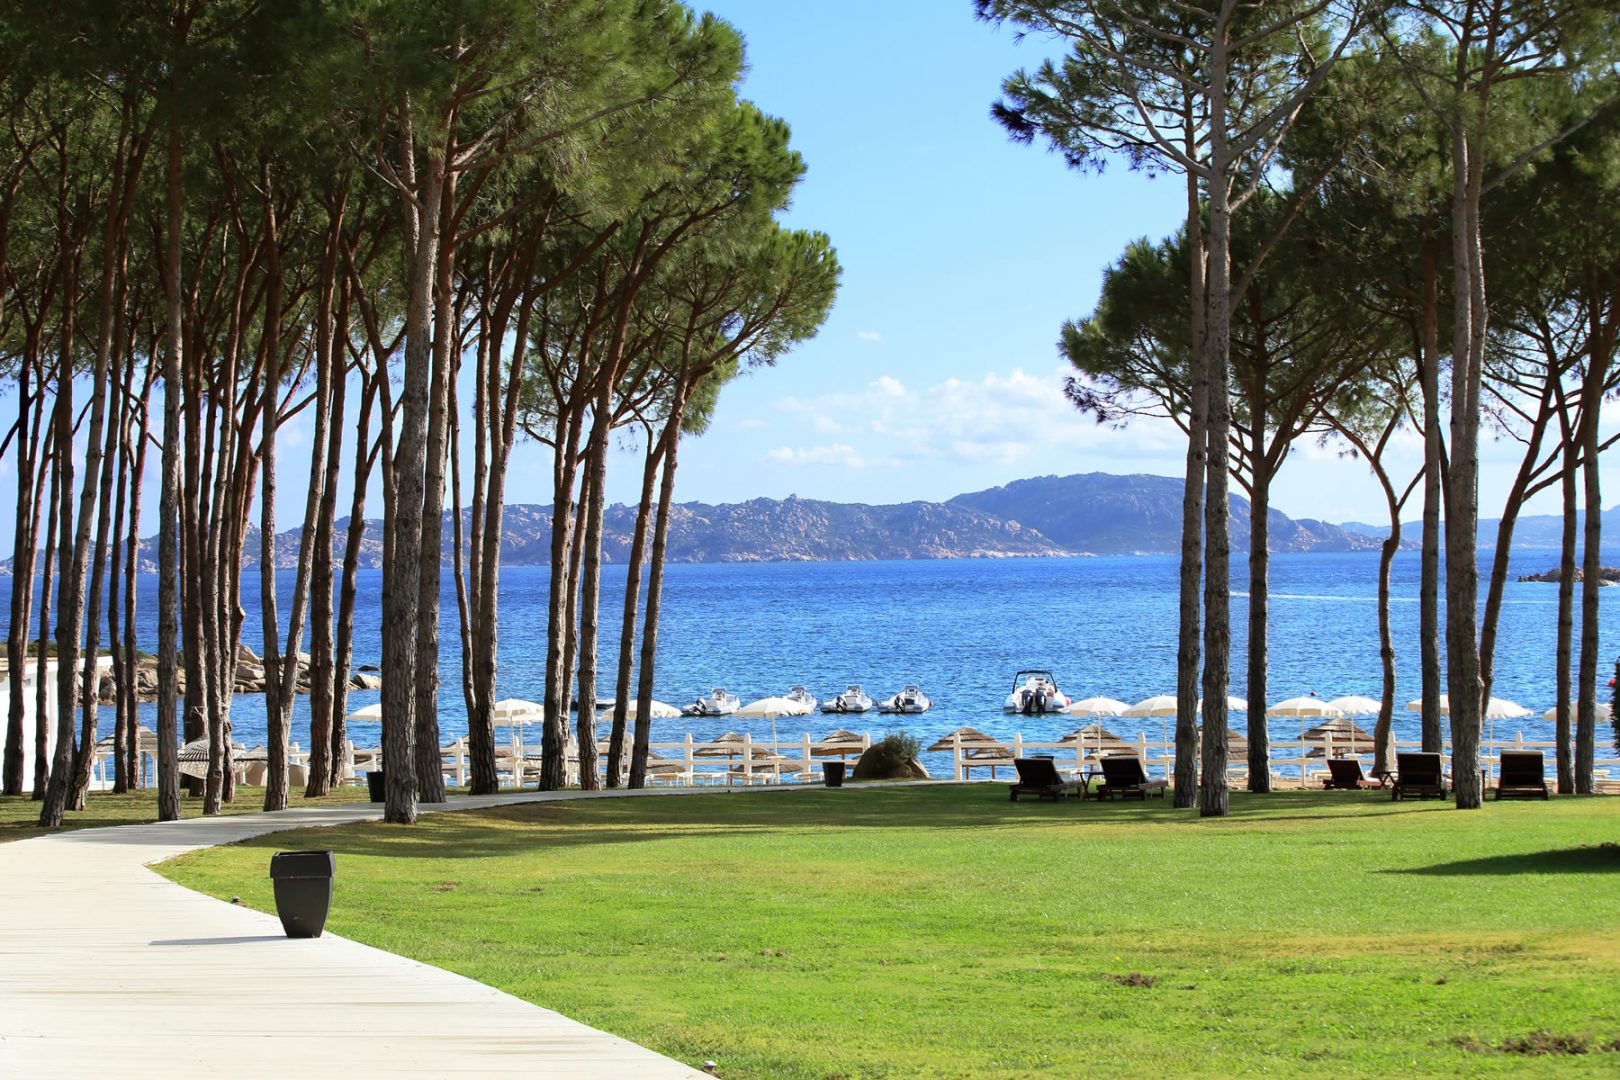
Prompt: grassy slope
<box><xmin>161</xmin><ymin>787</ymin><xmax>1620</xmax><ymax>1078</ymax></box>
<box><xmin>0</xmin><ymin>786</ymin><xmax>371</xmax><ymax>843</ymax></box>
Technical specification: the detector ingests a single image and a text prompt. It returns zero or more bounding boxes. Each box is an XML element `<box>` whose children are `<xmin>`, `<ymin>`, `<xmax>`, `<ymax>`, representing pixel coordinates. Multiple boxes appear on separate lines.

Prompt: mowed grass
<box><xmin>0</xmin><ymin>785</ymin><xmax>372</xmax><ymax>843</ymax></box>
<box><xmin>160</xmin><ymin>786</ymin><xmax>1620</xmax><ymax>1078</ymax></box>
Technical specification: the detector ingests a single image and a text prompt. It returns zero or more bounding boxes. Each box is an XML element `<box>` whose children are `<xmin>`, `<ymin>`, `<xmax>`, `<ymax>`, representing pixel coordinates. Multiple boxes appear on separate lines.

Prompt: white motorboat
<box><xmin>819</xmin><ymin>684</ymin><xmax>874</xmax><ymax>714</ymax></box>
<box><xmin>877</xmin><ymin>685</ymin><xmax>932</xmax><ymax>714</ymax></box>
<box><xmin>785</xmin><ymin>685</ymin><xmax>819</xmax><ymax>712</ymax></box>
<box><xmin>1003</xmin><ymin>670</ymin><xmax>1071</xmax><ymax>715</ymax></box>
<box><xmin>682</xmin><ymin>688</ymin><xmax>740</xmax><ymax>717</ymax></box>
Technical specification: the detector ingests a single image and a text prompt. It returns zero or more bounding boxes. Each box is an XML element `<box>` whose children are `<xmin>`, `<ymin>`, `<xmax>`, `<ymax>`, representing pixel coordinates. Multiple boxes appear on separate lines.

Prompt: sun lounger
<box><xmin>1095</xmin><ymin>754</ymin><xmax>1168</xmax><ymax>801</ymax></box>
<box><xmin>1391</xmin><ymin>751</ymin><xmax>1446</xmax><ymax>801</ymax></box>
<box><xmin>1495</xmin><ymin>750</ymin><xmax>1550</xmax><ymax>800</ymax></box>
<box><xmin>1009</xmin><ymin>756</ymin><xmax>1086</xmax><ymax>801</ymax></box>
<box><xmin>1322</xmin><ymin>757</ymin><xmax>1385</xmax><ymax>790</ymax></box>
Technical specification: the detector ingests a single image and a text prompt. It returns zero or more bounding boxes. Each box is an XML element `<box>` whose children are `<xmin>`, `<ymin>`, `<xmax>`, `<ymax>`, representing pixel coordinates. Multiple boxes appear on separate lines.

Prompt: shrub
<box><xmin>863</xmin><ymin>731</ymin><xmax>922</xmax><ymax>776</ymax></box>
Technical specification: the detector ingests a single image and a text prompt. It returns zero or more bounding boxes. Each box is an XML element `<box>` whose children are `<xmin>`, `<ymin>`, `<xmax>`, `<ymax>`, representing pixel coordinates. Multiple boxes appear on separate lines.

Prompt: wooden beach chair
<box><xmin>1322</xmin><ymin>757</ymin><xmax>1385</xmax><ymax>791</ymax></box>
<box><xmin>1390</xmin><ymin>752</ymin><xmax>1446</xmax><ymax>801</ymax></box>
<box><xmin>1495</xmin><ymin>750</ymin><xmax>1550</xmax><ymax>800</ymax></box>
<box><xmin>1008</xmin><ymin>757</ymin><xmax>1085</xmax><ymax>801</ymax></box>
<box><xmin>1095</xmin><ymin>754</ymin><xmax>1168</xmax><ymax>801</ymax></box>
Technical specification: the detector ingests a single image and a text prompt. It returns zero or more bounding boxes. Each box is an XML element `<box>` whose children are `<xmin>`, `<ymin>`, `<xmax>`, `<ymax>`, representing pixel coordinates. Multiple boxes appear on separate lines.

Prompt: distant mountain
<box><xmin>949</xmin><ymin>473</ymin><xmax>1389</xmax><ymax>556</ymax></box>
<box><xmin>9</xmin><ymin>471</ymin><xmax>1513</xmax><ymax>573</ymax></box>
<box><xmin>1332</xmin><ymin>508</ymin><xmax>1620</xmax><ymax>549</ymax></box>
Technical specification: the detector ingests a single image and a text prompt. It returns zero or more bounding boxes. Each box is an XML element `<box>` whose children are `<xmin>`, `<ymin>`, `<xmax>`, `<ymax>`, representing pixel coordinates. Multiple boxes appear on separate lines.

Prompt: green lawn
<box><xmin>0</xmin><ymin>785</ymin><xmax>372</xmax><ymax>843</ymax></box>
<box><xmin>160</xmin><ymin>786</ymin><xmax>1620</xmax><ymax>1078</ymax></box>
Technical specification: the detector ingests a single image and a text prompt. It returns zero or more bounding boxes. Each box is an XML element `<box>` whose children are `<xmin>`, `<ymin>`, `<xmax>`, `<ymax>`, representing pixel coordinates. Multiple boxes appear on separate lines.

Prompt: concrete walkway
<box><xmin>0</xmin><ymin>786</ymin><xmax>793</xmax><ymax>1078</ymax></box>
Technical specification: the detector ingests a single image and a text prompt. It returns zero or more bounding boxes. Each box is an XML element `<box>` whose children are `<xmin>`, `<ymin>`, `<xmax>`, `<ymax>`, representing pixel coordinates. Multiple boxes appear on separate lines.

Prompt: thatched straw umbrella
<box><xmin>811</xmin><ymin>728</ymin><xmax>868</xmax><ymax>760</ymax></box>
<box><xmin>1301</xmin><ymin>717</ymin><xmax>1376</xmax><ymax>757</ymax></box>
<box><xmin>928</xmin><ymin>727</ymin><xmax>1014</xmax><ymax>778</ymax></box>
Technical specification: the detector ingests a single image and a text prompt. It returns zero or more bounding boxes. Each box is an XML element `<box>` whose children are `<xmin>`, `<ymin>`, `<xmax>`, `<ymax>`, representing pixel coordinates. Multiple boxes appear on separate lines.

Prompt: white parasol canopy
<box><xmin>1266</xmin><ymin>695</ymin><xmax>1342</xmax><ymax>718</ymax></box>
<box><xmin>737</xmin><ymin>695</ymin><xmax>814</xmax><ymax>719</ymax></box>
<box><xmin>1325</xmin><ymin>695</ymin><xmax>1383</xmax><ymax>716</ymax></box>
<box><xmin>345</xmin><ymin>702</ymin><xmax>384</xmax><ymax>723</ymax></box>
<box><xmin>1197</xmin><ymin>696</ymin><xmax>1249</xmax><ymax>712</ymax></box>
<box><xmin>1406</xmin><ymin>694</ymin><xmax>1533</xmax><ymax>718</ymax></box>
<box><xmin>1540</xmin><ymin>702</ymin><xmax>1612</xmax><ymax>723</ymax></box>
<box><xmin>1123</xmin><ymin>695</ymin><xmax>1178</xmax><ymax>717</ymax></box>
<box><xmin>1064</xmin><ymin>696</ymin><xmax>1130</xmax><ymax>717</ymax></box>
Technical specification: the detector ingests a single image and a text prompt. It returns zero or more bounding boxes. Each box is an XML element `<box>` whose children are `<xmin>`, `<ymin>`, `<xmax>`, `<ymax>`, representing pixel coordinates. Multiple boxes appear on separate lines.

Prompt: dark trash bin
<box><xmin>822</xmin><ymin>761</ymin><xmax>846</xmax><ymax>788</ymax></box>
<box><xmin>269</xmin><ymin>850</ymin><xmax>335</xmax><ymax>939</ymax></box>
<box><xmin>366</xmin><ymin>769</ymin><xmax>385</xmax><ymax>802</ymax></box>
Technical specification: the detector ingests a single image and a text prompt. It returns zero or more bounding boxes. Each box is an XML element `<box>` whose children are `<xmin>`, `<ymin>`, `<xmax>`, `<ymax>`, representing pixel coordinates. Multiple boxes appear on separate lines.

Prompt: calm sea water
<box><xmin>9</xmin><ymin>548</ymin><xmax>1620</xmax><ymax>775</ymax></box>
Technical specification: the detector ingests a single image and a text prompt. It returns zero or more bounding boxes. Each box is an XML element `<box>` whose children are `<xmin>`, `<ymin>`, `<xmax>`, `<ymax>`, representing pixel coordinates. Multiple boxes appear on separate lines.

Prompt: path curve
<box><xmin>0</xmin><ymin>786</ymin><xmax>793</xmax><ymax>1078</ymax></box>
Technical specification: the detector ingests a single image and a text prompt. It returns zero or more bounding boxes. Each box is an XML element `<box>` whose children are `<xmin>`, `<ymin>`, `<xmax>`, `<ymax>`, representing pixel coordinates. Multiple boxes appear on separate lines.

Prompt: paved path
<box><xmin>0</xmin><ymin>786</ymin><xmax>812</xmax><ymax>1078</ymax></box>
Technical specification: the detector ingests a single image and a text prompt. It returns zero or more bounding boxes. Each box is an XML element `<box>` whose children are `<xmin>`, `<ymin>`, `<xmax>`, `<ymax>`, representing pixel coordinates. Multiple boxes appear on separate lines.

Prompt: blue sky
<box><xmin>0</xmin><ymin>2</ymin><xmax>1608</xmax><ymax>552</ymax></box>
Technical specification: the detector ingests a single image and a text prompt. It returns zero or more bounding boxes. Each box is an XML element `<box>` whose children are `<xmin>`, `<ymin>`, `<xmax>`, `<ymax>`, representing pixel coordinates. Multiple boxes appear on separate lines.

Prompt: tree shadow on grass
<box><xmin>208</xmin><ymin>785</ymin><xmax>1208</xmax><ymax>861</ymax></box>
<box><xmin>1390</xmin><ymin>845</ymin><xmax>1620</xmax><ymax>876</ymax></box>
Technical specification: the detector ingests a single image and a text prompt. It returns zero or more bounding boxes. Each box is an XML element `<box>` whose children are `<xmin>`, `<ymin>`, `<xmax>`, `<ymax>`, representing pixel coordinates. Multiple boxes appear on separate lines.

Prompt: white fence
<box><xmin>84</xmin><ymin>728</ymin><xmax>1620</xmax><ymax>792</ymax></box>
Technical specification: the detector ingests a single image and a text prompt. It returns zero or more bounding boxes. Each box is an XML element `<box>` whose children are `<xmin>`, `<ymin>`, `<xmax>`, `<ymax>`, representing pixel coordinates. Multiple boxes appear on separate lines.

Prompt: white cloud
<box><xmin>762</xmin><ymin>443</ymin><xmax>897</xmax><ymax>469</ymax></box>
<box><xmin>856</xmin><ymin>330</ymin><xmax>883</xmax><ymax>343</ymax></box>
<box><xmin>735</xmin><ymin>418</ymin><xmax>768</xmax><ymax>431</ymax></box>
<box><xmin>770</xmin><ymin>366</ymin><xmax>1186</xmax><ymax>471</ymax></box>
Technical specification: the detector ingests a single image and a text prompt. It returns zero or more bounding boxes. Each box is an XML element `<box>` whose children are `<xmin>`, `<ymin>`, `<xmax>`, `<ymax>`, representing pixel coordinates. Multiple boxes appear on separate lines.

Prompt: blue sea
<box><xmin>8</xmin><ymin>548</ymin><xmax>1619</xmax><ymax>777</ymax></box>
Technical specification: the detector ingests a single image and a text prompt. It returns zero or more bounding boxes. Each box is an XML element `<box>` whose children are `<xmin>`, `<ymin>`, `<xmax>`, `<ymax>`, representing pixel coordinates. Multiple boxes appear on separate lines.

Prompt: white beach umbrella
<box><xmin>1123</xmin><ymin>695</ymin><xmax>1178</xmax><ymax>717</ymax></box>
<box><xmin>1406</xmin><ymin>694</ymin><xmax>1534</xmax><ymax>718</ymax></box>
<box><xmin>737</xmin><ymin>695</ymin><xmax>814</xmax><ymax>719</ymax></box>
<box><xmin>1266</xmin><ymin>695</ymin><xmax>1342</xmax><ymax>718</ymax></box>
<box><xmin>345</xmin><ymin>702</ymin><xmax>384</xmax><ymax>723</ymax></box>
<box><xmin>1540</xmin><ymin>702</ymin><xmax>1612</xmax><ymax>723</ymax></box>
<box><xmin>1197</xmin><ymin>696</ymin><xmax>1249</xmax><ymax>712</ymax></box>
<box><xmin>491</xmin><ymin>698</ymin><xmax>545</xmax><ymax>720</ymax></box>
<box><xmin>1064</xmin><ymin>696</ymin><xmax>1130</xmax><ymax>717</ymax></box>
<box><xmin>1325</xmin><ymin>695</ymin><xmax>1383</xmax><ymax>716</ymax></box>
<box><xmin>639</xmin><ymin>699</ymin><xmax>682</xmax><ymax>720</ymax></box>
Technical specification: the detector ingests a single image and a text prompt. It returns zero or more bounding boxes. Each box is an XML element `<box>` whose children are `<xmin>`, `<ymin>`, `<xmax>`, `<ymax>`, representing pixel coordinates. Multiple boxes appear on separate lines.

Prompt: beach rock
<box><xmin>350</xmin><ymin>672</ymin><xmax>383</xmax><ymax>690</ymax></box>
<box><xmin>236</xmin><ymin>661</ymin><xmax>265</xmax><ymax>683</ymax></box>
<box><xmin>1518</xmin><ymin>565</ymin><xmax>1620</xmax><ymax>584</ymax></box>
<box><xmin>236</xmin><ymin>643</ymin><xmax>261</xmax><ymax>665</ymax></box>
<box><xmin>851</xmin><ymin>746</ymin><xmax>931</xmax><ymax>781</ymax></box>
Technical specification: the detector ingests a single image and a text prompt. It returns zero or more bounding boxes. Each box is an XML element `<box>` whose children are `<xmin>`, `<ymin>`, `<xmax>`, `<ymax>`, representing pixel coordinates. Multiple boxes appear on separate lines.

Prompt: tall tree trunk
<box><xmin>607</xmin><ymin>434</ymin><xmax>664</xmax><ymax>787</ymax></box>
<box><xmin>306</xmin><ymin>204</ymin><xmax>348</xmax><ymax>798</ymax></box>
<box><xmin>69</xmin><ymin>326</ymin><xmax>129</xmax><ymax>809</ymax></box>
<box><xmin>572</xmin><ymin>414</ymin><xmax>614</xmax><ymax>793</ymax></box>
<box><xmin>108</xmin><ymin>367</ymin><xmax>132</xmax><ymax>795</ymax></box>
<box><xmin>1198</xmin><ymin>38</ymin><xmax>1234</xmax><ymax>818</ymax></box>
<box><xmin>380</xmin><ymin>135</ymin><xmax>443</xmax><ymax>825</ymax></box>
<box><xmin>3</xmin><ymin>362</ymin><xmax>37</xmax><ymax>796</ymax></box>
<box><xmin>1174</xmin><ymin>177</ymin><xmax>1208</xmax><ymax>809</ymax></box>
<box><xmin>1373</xmin><ymin>488</ymin><xmax>1399</xmax><ymax>777</ymax></box>
<box><xmin>1418</xmin><ymin>247</ymin><xmax>1444</xmax><ymax>753</ymax></box>
<box><xmin>412</xmin><ymin>184</ymin><xmax>456</xmax><ymax>805</ymax></box>
<box><xmin>1576</xmin><ymin>361</ymin><xmax>1603</xmax><ymax>794</ymax></box>
<box><xmin>32</xmin><ymin>444</ymin><xmax>59</xmax><ymax>800</ymax></box>
<box><xmin>1445</xmin><ymin>117</ymin><xmax>1488</xmax><ymax>811</ymax></box>
<box><xmin>541</xmin><ymin>411</ymin><xmax>583</xmax><ymax>790</ymax></box>
<box><xmin>330</xmin><ymin>381</ymin><xmax>380</xmax><ymax>790</ymax></box>
<box><xmin>1555</xmin><ymin>434</ymin><xmax>1576</xmax><ymax>794</ymax></box>
<box><xmin>41</xmin><ymin>234</ymin><xmax>86</xmax><ymax>829</ymax></box>
<box><xmin>1245</xmin><ymin>440</ymin><xmax>1271</xmax><ymax>793</ymax></box>
<box><xmin>630</xmin><ymin>383</ymin><xmax>689</xmax><ymax>789</ymax></box>
<box><xmin>155</xmin><ymin>124</ymin><xmax>185</xmax><ymax>822</ymax></box>
<box><xmin>123</xmin><ymin>374</ymin><xmax>152</xmax><ymax>789</ymax></box>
